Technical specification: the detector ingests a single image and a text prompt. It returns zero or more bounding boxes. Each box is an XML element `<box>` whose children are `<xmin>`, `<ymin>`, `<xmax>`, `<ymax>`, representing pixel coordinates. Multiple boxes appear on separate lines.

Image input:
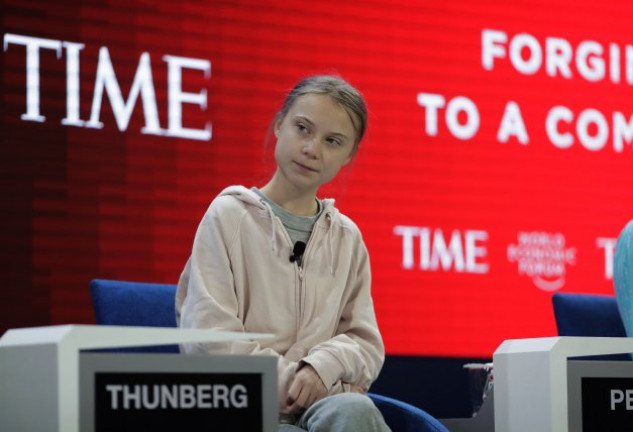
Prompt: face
<box><xmin>273</xmin><ymin>93</ymin><xmax>357</xmax><ymax>193</ymax></box>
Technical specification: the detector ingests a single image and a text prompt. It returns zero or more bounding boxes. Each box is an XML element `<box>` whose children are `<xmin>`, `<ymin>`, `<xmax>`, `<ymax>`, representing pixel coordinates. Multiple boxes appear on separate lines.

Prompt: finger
<box><xmin>287</xmin><ymin>378</ymin><xmax>302</xmax><ymax>406</ymax></box>
<box><xmin>293</xmin><ymin>384</ymin><xmax>311</xmax><ymax>409</ymax></box>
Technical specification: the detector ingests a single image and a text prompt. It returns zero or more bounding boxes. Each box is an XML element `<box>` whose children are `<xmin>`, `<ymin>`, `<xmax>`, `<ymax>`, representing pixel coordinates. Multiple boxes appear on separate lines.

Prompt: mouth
<box><xmin>293</xmin><ymin>161</ymin><xmax>318</xmax><ymax>173</ymax></box>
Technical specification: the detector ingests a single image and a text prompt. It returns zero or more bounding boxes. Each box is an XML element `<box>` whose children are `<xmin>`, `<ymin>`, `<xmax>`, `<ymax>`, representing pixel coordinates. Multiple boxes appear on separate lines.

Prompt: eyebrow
<box><xmin>293</xmin><ymin>115</ymin><xmax>351</xmax><ymax>139</ymax></box>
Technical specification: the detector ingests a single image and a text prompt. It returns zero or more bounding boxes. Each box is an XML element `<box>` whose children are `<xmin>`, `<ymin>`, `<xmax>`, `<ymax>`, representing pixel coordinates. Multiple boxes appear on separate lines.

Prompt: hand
<box><xmin>350</xmin><ymin>384</ymin><xmax>366</xmax><ymax>394</ymax></box>
<box><xmin>286</xmin><ymin>365</ymin><xmax>328</xmax><ymax>414</ymax></box>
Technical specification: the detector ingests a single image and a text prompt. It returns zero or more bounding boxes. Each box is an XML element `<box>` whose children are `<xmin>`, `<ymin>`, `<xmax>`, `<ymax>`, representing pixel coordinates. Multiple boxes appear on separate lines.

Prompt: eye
<box><xmin>326</xmin><ymin>137</ymin><xmax>342</xmax><ymax>147</ymax></box>
<box><xmin>296</xmin><ymin>122</ymin><xmax>309</xmax><ymax>135</ymax></box>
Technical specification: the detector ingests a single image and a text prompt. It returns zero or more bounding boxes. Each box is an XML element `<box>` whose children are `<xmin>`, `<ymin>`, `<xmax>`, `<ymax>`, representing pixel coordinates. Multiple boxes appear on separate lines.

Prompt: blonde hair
<box><xmin>275</xmin><ymin>75</ymin><xmax>368</xmax><ymax>152</ymax></box>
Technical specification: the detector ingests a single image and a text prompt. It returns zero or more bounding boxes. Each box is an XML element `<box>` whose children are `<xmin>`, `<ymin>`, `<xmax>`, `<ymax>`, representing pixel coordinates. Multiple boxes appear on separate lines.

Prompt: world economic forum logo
<box><xmin>507</xmin><ymin>231</ymin><xmax>577</xmax><ymax>291</ymax></box>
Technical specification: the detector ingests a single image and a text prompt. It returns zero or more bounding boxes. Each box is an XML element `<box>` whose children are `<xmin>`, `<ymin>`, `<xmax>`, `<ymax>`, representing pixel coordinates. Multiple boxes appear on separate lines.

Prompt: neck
<box><xmin>260</xmin><ymin>173</ymin><xmax>319</xmax><ymax>217</ymax></box>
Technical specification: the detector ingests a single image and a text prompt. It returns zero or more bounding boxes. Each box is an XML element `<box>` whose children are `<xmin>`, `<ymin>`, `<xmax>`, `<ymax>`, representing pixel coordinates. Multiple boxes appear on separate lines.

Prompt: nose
<box><xmin>302</xmin><ymin>138</ymin><xmax>319</xmax><ymax>158</ymax></box>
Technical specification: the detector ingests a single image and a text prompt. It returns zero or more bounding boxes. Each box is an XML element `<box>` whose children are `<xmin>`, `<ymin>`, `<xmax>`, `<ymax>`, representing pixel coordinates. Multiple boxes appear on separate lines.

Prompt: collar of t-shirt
<box><xmin>251</xmin><ymin>187</ymin><xmax>322</xmax><ymax>245</ymax></box>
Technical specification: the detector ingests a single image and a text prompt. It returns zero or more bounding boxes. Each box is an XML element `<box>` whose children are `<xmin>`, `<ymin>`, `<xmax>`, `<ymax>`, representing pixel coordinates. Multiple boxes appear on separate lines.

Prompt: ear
<box><xmin>274</xmin><ymin>119</ymin><xmax>282</xmax><ymax>138</ymax></box>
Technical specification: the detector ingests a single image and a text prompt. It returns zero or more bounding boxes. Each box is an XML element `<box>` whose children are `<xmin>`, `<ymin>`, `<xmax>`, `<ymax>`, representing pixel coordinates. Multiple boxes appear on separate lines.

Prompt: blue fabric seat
<box><xmin>90</xmin><ymin>278</ymin><xmax>448</xmax><ymax>432</ymax></box>
<box><xmin>552</xmin><ymin>292</ymin><xmax>627</xmax><ymax>338</ymax></box>
<box><xmin>552</xmin><ymin>292</ymin><xmax>629</xmax><ymax>360</ymax></box>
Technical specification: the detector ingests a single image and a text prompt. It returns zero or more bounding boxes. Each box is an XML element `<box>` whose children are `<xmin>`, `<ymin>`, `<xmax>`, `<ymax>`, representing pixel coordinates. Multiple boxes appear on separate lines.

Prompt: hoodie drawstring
<box><xmin>263</xmin><ymin>201</ymin><xmax>277</xmax><ymax>253</ymax></box>
<box><xmin>326</xmin><ymin>212</ymin><xmax>334</xmax><ymax>276</ymax></box>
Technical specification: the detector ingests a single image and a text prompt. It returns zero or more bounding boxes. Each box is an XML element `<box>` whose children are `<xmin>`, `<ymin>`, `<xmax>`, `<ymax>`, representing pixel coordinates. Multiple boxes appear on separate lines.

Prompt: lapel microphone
<box><xmin>289</xmin><ymin>241</ymin><xmax>306</xmax><ymax>266</ymax></box>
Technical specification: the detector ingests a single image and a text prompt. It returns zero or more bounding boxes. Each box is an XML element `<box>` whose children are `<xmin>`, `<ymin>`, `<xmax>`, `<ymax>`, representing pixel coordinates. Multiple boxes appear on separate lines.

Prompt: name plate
<box><xmin>80</xmin><ymin>353</ymin><xmax>277</xmax><ymax>432</ymax></box>
<box><xmin>581</xmin><ymin>377</ymin><xmax>633</xmax><ymax>431</ymax></box>
<box><xmin>567</xmin><ymin>360</ymin><xmax>633</xmax><ymax>432</ymax></box>
<box><xmin>95</xmin><ymin>372</ymin><xmax>262</xmax><ymax>430</ymax></box>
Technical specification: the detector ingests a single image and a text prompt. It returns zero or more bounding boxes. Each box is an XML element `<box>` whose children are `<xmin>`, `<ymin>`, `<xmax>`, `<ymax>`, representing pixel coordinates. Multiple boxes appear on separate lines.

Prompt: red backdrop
<box><xmin>2</xmin><ymin>0</ymin><xmax>632</xmax><ymax>357</ymax></box>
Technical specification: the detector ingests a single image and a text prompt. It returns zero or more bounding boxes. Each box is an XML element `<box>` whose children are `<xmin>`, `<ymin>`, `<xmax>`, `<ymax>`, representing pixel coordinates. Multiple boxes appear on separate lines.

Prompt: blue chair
<box><xmin>552</xmin><ymin>292</ymin><xmax>629</xmax><ymax>361</ymax></box>
<box><xmin>552</xmin><ymin>292</ymin><xmax>627</xmax><ymax>338</ymax></box>
<box><xmin>90</xmin><ymin>279</ymin><xmax>180</xmax><ymax>353</ymax></box>
<box><xmin>90</xmin><ymin>278</ymin><xmax>448</xmax><ymax>432</ymax></box>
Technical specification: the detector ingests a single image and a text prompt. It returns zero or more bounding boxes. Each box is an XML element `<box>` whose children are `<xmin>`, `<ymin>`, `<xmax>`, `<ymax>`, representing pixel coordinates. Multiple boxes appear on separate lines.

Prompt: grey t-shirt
<box><xmin>251</xmin><ymin>187</ymin><xmax>322</xmax><ymax>245</ymax></box>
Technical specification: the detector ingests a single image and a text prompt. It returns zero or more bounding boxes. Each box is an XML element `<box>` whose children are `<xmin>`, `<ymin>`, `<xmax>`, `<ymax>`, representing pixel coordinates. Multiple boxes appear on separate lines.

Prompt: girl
<box><xmin>176</xmin><ymin>75</ymin><xmax>390</xmax><ymax>431</ymax></box>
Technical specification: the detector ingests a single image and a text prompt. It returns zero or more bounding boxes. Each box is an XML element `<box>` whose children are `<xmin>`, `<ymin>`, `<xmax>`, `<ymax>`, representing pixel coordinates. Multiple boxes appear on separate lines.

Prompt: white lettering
<box><xmin>179</xmin><ymin>384</ymin><xmax>196</xmax><ymax>409</ymax></box>
<box><xmin>106</xmin><ymin>384</ymin><xmax>123</xmax><ymax>410</ymax></box>
<box><xmin>419</xmin><ymin>228</ymin><xmax>431</xmax><ymax>270</ymax></box>
<box><xmin>481</xmin><ymin>29</ymin><xmax>507</xmax><ymax>70</ymax></box>
<box><xmin>393</xmin><ymin>226</ymin><xmax>420</xmax><ymax>269</ymax></box>
<box><xmin>547</xmin><ymin>106</ymin><xmax>574</xmax><ymax>149</ymax></box>
<box><xmin>416</xmin><ymin>93</ymin><xmax>445</xmax><ymax>136</ymax></box>
<box><xmin>142</xmin><ymin>385</ymin><xmax>160</xmax><ymax>409</ymax></box>
<box><xmin>596</xmin><ymin>237</ymin><xmax>617</xmax><ymax>279</ymax></box>
<box><xmin>230</xmin><ymin>384</ymin><xmax>248</xmax><ymax>408</ymax></box>
<box><xmin>509</xmin><ymin>33</ymin><xmax>542</xmax><ymax>75</ymax></box>
<box><xmin>3</xmin><ymin>33</ymin><xmax>212</xmax><ymax>141</ymax></box>
<box><xmin>106</xmin><ymin>383</ymin><xmax>249</xmax><ymax>409</ymax></box>
<box><xmin>164</xmin><ymin>55</ymin><xmax>212</xmax><ymax>140</ymax></box>
<box><xmin>213</xmin><ymin>384</ymin><xmax>230</xmax><ymax>408</ymax></box>
<box><xmin>197</xmin><ymin>384</ymin><xmax>212</xmax><ymax>408</ymax></box>
<box><xmin>546</xmin><ymin>37</ymin><xmax>573</xmax><ymax>78</ymax></box>
<box><xmin>395</xmin><ymin>226</ymin><xmax>489</xmax><ymax>274</ymax></box>
<box><xmin>161</xmin><ymin>384</ymin><xmax>178</xmax><ymax>408</ymax></box>
<box><xmin>497</xmin><ymin>101</ymin><xmax>529</xmax><ymax>144</ymax></box>
<box><xmin>613</xmin><ymin>112</ymin><xmax>633</xmax><ymax>152</ymax></box>
<box><xmin>465</xmin><ymin>230</ymin><xmax>489</xmax><ymax>274</ymax></box>
<box><xmin>610</xmin><ymin>43</ymin><xmax>621</xmax><ymax>83</ymax></box>
<box><xmin>445</xmin><ymin>96</ymin><xmax>479</xmax><ymax>140</ymax></box>
<box><xmin>481</xmin><ymin>30</ymin><xmax>633</xmax><ymax>86</ymax></box>
<box><xmin>123</xmin><ymin>384</ymin><xmax>142</xmax><ymax>409</ymax></box>
<box><xmin>576</xmin><ymin>41</ymin><xmax>604</xmax><ymax>82</ymax></box>
<box><xmin>87</xmin><ymin>48</ymin><xmax>161</xmax><ymax>134</ymax></box>
<box><xmin>3</xmin><ymin>33</ymin><xmax>62</xmax><ymax>122</ymax></box>
<box><xmin>576</xmin><ymin>109</ymin><xmax>608</xmax><ymax>151</ymax></box>
<box><xmin>611</xmin><ymin>389</ymin><xmax>624</xmax><ymax>410</ymax></box>
<box><xmin>547</xmin><ymin>106</ymin><xmax>633</xmax><ymax>152</ymax></box>
<box><xmin>430</xmin><ymin>229</ymin><xmax>465</xmax><ymax>271</ymax></box>
<box><xmin>627</xmin><ymin>45</ymin><xmax>633</xmax><ymax>85</ymax></box>
<box><xmin>61</xmin><ymin>41</ymin><xmax>85</xmax><ymax>126</ymax></box>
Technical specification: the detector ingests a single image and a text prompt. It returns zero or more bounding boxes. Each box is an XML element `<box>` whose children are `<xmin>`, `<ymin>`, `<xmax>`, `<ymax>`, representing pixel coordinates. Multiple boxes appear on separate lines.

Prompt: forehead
<box><xmin>285</xmin><ymin>93</ymin><xmax>356</xmax><ymax>136</ymax></box>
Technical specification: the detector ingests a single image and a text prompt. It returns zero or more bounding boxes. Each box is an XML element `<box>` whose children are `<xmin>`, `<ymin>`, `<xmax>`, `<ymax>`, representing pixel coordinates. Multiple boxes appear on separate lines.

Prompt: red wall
<box><xmin>2</xmin><ymin>0</ymin><xmax>632</xmax><ymax>357</ymax></box>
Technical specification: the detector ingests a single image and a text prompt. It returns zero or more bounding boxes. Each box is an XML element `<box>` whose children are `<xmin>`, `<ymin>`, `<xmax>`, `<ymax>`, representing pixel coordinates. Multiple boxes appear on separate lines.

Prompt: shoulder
<box><xmin>323</xmin><ymin>202</ymin><xmax>364</xmax><ymax>243</ymax></box>
<box><xmin>207</xmin><ymin>185</ymin><xmax>262</xmax><ymax>215</ymax></box>
<box><xmin>201</xmin><ymin>185</ymin><xmax>265</xmax><ymax>231</ymax></box>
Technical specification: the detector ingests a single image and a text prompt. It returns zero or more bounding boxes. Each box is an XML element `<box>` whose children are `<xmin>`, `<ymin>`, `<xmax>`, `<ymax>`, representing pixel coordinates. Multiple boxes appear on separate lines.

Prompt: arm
<box><xmin>300</xmin><ymin>236</ymin><xmax>385</xmax><ymax>394</ymax></box>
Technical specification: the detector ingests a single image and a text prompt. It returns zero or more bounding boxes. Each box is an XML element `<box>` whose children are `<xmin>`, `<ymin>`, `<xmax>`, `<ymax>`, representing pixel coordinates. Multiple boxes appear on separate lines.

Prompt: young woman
<box><xmin>176</xmin><ymin>75</ymin><xmax>390</xmax><ymax>431</ymax></box>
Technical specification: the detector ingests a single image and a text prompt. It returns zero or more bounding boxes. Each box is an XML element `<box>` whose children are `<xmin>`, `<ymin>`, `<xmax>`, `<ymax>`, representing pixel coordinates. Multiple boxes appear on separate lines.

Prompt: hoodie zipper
<box><xmin>266</xmin><ymin>204</ymin><xmax>332</xmax><ymax>338</ymax></box>
<box><xmin>297</xmin><ymin>264</ymin><xmax>305</xmax><ymax>328</ymax></box>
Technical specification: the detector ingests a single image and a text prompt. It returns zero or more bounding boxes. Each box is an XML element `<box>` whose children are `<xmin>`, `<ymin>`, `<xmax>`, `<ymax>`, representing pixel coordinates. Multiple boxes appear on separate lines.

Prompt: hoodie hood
<box><xmin>217</xmin><ymin>185</ymin><xmax>339</xmax><ymax>272</ymax></box>
<box><xmin>217</xmin><ymin>185</ymin><xmax>336</xmax><ymax>214</ymax></box>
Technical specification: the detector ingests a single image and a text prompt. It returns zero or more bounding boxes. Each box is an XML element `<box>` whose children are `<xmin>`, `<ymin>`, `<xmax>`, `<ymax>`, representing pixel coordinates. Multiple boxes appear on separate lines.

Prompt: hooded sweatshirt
<box><xmin>175</xmin><ymin>186</ymin><xmax>385</xmax><ymax>413</ymax></box>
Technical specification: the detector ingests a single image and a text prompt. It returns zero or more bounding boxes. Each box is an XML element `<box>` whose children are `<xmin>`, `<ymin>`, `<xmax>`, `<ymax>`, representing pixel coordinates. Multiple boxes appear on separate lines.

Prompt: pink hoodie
<box><xmin>175</xmin><ymin>186</ymin><xmax>384</xmax><ymax>413</ymax></box>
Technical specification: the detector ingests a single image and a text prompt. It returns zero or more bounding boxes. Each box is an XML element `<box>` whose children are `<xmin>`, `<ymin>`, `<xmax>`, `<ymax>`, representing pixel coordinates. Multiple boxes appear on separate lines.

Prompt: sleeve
<box><xmin>175</xmin><ymin>200</ymin><xmax>299</xmax><ymax>409</ymax></box>
<box><xmin>299</xmin><ymin>233</ymin><xmax>385</xmax><ymax>393</ymax></box>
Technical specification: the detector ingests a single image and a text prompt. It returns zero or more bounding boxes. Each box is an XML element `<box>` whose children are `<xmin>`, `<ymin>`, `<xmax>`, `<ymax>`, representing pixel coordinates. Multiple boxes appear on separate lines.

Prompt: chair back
<box><xmin>89</xmin><ymin>279</ymin><xmax>179</xmax><ymax>352</ymax></box>
<box><xmin>552</xmin><ymin>293</ymin><xmax>626</xmax><ymax>338</ymax></box>
<box><xmin>552</xmin><ymin>292</ymin><xmax>629</xmax><ymax>361</ymax></box>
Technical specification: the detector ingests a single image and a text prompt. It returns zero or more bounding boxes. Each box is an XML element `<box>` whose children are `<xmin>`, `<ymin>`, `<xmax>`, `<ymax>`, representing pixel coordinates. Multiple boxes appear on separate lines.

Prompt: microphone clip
<box><xmin>289</xmin><ymin>241</ymin><xmax>306</xmax><ymax>266</ymax></box>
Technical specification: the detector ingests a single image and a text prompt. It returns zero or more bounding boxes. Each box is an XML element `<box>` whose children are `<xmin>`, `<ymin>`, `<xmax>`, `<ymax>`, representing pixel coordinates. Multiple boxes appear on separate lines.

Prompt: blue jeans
<box><xmin>278</xmin><ymin>393</ymin><xmax>391</xmax><ymax>432</ymax></box>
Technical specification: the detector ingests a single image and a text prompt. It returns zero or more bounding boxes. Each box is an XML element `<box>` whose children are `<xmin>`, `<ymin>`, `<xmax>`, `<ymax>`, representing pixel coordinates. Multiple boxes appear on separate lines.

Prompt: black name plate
<box><xmin>95</xmin><ymin>372</ymin><xmax>262</xmax><ymax>431</ymax></box>
<box><xmin>582</xmin><ymin>377</ymin><xmax>633</xmax><ymax>432</ymax></box>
